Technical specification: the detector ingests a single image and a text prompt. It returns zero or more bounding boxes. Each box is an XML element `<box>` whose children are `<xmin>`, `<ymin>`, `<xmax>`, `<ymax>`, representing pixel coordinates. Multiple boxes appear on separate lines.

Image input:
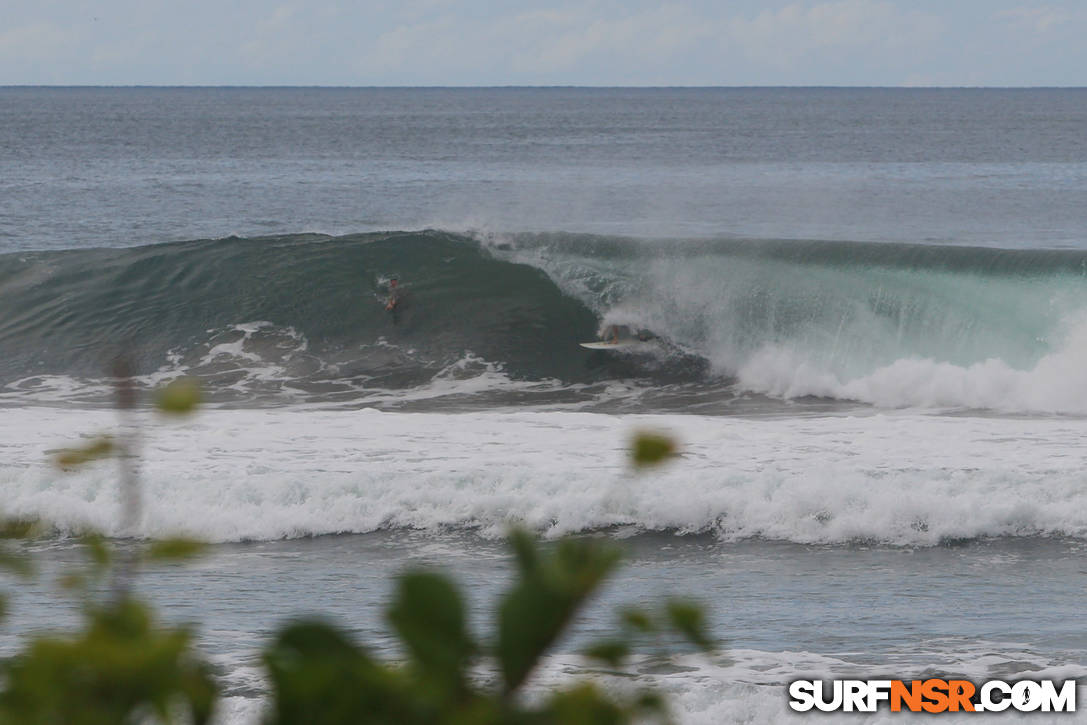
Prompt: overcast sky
<box><xmin>3</xmin><ymin>0</ymin><xmax>1085</xmax><ymax>86</ymax></box>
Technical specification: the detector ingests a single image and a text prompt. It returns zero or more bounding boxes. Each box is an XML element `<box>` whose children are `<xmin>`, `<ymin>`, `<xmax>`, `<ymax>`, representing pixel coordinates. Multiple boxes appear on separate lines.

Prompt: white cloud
<box><xmin>241</xmin><ymin>5</ymin><xmax>300</xmax><ymax>68</ymax></box>
<box><xmin>359</xmin><ymin>5</ymin><xmax>713</xmax><ymax>80</ymax></box>
<box><xmin>357</xmin><ymin>0</ymin><xmax>945</xmax><ymax>83</ymax></box>
<box><xmin>504</xmin><ymin>5</ymin><xmax>712</xmax><ymax>74</ymax></box>
<box><xmin>362</xmin><ymin>18</ymin><xmax>465</xmax><ymax>75</ymax></box>
<box><xmin>726</xmin><ymin>0</ymin><xmax>944</xmax><ymax>68</ymax></box>
<box><xmin>1</xmin><ymin>0</ymin><xmax>1084</xmax><ymax>85</ymax></box>
<box><xmin>0</xmin><ymin>22</ymin><xmax>76</xmax><ymax>62</ymax></box>
<box><xmin>996</xmin><ymin>5</ymin><xmax>1077</xmax><ymax>33</ymax></box>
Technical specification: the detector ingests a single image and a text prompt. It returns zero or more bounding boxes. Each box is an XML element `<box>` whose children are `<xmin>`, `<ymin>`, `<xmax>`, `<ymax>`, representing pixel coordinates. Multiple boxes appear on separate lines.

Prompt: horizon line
<box><xmin>2</xmin><ymin>84</ymin><xmax>1086</xmax><ymax>90</ymax></box>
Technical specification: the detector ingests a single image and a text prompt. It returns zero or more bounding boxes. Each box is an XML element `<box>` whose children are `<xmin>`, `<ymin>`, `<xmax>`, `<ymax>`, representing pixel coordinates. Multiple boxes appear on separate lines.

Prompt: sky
<box><xmin>2</xmin><ymin>0</ymin><xmax>1086</xmax><ymax>86</ymax></box>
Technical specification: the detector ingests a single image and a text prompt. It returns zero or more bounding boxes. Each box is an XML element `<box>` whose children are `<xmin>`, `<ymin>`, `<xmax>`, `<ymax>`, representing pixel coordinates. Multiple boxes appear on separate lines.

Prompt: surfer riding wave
<box><xmin>384</xmin><ymin>277</ymin><xmax>400</xmax><ymax>311</ymax></box>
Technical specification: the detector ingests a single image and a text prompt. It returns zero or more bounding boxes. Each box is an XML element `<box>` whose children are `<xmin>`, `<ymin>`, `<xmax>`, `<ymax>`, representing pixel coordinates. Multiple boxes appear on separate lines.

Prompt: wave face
<box><xmin>0</xmin><ymin>231</ymin><xmax>619</xmax><ymax>405</ymax></box>
<box><xmin>499</xmin><ymin>233</ymin><xmax>1087</xmax><ymax>413</ymax></box>
<box><xmin>4</xmin><ymin>230</ymin><xmax>1087</xmax><ymax>413</ymax></box>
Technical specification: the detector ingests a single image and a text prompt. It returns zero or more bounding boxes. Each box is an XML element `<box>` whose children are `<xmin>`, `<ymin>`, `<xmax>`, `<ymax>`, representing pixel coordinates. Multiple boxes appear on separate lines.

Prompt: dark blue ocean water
<box><xmin>3</xmin><ymin>87</ymin><xmax>1086</xmax><ymax>252</ymax></box>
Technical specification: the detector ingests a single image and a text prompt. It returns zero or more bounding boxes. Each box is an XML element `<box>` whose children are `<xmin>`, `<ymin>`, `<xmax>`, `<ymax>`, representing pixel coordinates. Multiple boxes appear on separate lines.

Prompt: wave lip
<box><xmin>8</xmin><ymin>407</ymin><xmax>1087</xmax><ymax>546</ymax></box>
<box><xmin>495</xmin><ymin>232</ymin><xmax>1087</xmax><ymax>414</ymax></box>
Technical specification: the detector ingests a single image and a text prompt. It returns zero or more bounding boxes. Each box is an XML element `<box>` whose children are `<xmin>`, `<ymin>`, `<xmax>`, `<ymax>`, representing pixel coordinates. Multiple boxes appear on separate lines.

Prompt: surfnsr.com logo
<box><xmin>788</xmin><ymin>679</ymin><xmax>1076</xmax><ymax>713</ymax></box>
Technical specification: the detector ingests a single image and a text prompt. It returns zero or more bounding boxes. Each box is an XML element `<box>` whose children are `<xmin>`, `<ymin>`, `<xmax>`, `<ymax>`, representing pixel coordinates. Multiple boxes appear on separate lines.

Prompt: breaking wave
<box><xmin>7</xmin><ymin>407</ymin><xmax>1087</xmax><ymax>545</ymax></box>
<box><xmin>3</xmin><ymin>230</ymin><xmax>1087</xmax><ymax>413</ymax></box>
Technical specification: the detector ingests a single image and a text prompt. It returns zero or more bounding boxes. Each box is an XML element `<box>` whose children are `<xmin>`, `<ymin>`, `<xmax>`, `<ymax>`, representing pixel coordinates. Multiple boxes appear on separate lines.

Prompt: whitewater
<box><xmin>6</xmin><ymin>405</ymin><xmax>1087</xmax><ymax>545</ymax></box>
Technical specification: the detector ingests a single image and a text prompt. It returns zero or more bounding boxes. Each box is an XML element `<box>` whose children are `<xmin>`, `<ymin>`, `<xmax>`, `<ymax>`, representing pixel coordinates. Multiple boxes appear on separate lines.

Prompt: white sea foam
<box><xmin>0</xmin><ymin>324</ymin><xmax>588</xmax><ymax>409</ymax></box>
<box><xmin>737</xmin><ymin>316</ymin><xmax>1087</xmax><ymax>414</ymax></box>
<box><xmin>5</xmin><ymin>407</ymin><xmax>1087</xmax><ymax>545</ymax></box>
<box><xmin>0</xmin><ymin>321</ymin><xmax>318</xmax><ymax>406</ymax></box>
<box><xmin>206</xmin><ymin>648</ymin><xmax>1087</xmax><ymax>724</ymax></box>
<box><xmin>526</xmin><ymin>651</ymin><xmax>1087</xmax><ymax>725</ymax></box>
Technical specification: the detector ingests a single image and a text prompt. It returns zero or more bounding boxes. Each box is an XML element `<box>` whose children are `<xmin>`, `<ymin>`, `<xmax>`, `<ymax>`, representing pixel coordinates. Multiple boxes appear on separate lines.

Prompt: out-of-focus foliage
<box><xmin>55</xmin><ymin>435</ymin><xmax>115</xmax><ymax>469</ymax></box>
<box><xmin>0</xmin><ymin>524</ymin><xmax>216</xmax><ymax>725</ymax></box>
<box><xmin>497</xmin><ymin>530</ymin><xmax>621</xmax><ymax>694</ymax></box>
<box><xmin>155</xmin><ymin>378</ymin><xmax>202</xmax><ymax>416</ymax></box>
<box><xmin>264</xmin><ymin>529</ymin><xmax>713</xmax><ymax>725</ymax></box>
<box><xmin>630</xmin><ymin>431</ymin><xmax>678</xmax><ymax>467</ymax></box>
<box><xmin>146</xmin><ymin>537</ymin><xmax>207</xmax><ymax>562</ymax></box>
<box><xmin>0</xmin><ymin>599</ymin><xmax>216</xmax><ymax>725</ymax></box>
<box><xmin>0</xmin><ymin>519</ymin><xmax>38</xmax><ymax>578</ymax></box>
<box><xmin>0</xmin><ymin>375</ymin><xmax>218</xmax><ymax>725</ymax></box>
<box><xmin>0</xmin><ymin>518</ymin><xmax>38</xmax><ymax>620</ymax></box>
<box><xmin>4</xmin><ymin>371</ymin><xmax>711</xmax><ymax>725</ymax></box>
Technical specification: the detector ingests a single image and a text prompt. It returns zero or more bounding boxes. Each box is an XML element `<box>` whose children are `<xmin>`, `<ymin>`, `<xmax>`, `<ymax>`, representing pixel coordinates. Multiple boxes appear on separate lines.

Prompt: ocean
<box><xmin>2</xmin><ymin>86</ymin><xmax>1087</xmax><ymax>722</ymax></box>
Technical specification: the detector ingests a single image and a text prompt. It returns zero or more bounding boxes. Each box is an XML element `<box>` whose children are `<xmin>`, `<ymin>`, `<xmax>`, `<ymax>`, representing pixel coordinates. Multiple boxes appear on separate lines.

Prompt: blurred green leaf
<box><xmin>509</xmin><ymin>527</ymin><xmax>539</xmax><ymax>574</ymax></box>
<box><xmin>544</xmin><ymin>682</ymin><xmax>627</xmax><ymax>725</ymax></box>
<box><xmin>619</xmin><ymin>607</ymin><xmax>656</xmax><ymax>634</ymax></box>
<box><xmin>0</xmin><ymin>517</ymin><xmax>36</xmax><ymax>579</ymax></box>
<box><xmin>633</xmin><ymin>689</ymin><xmax>669</xmax><ymax>720</ymax></box>
<box><xmin>252</xmin><ymin>530</ymin><xmax>714</xmax><ymax>725</ymax></box>
<box><xmin>264</xmin><ymin>620</ymin><xmax>419</xmax><ymax>725</ymax></box>
<box><xmin>582</xmin><ymin>639</ymin><xmax>630</xmax><ymax>667</ymax></box>
<box><xmin>498</xmin><ymin>532</ymin><xmax>621</xmax><ymax>695</ymax></box>
<box><xmin>387</xmin><ymin>571</ymin><xmax>474</xmax><ymax>700</ymax></box>
<box><xmin>180</xmin><ymin>659</ymin><xmax>218</xmax><ymax>725</ymax></box>
<box><xmin>630</xmin><ymin>431</ymin><xmax>677</xmax><ymax>468</ymax></box>
<box><xmin>0</xmin><ymin>548</ymin><xmax>32</xmax><ymax>579</ymax></box>
<box><xmin>57</xmin><ymin>573</ymin><xmax>87</xmax><ymax>592</ymax></box>
<box><xmin>54</xmin><ymin>436</ymin><xmax>114</xmax><ymax>469</ymax></box>
<box><xmin>155</xmin><ymin>378</ymin><xmax>202</xmax><ymax>416</ymax></box>
<box><xmin>146</xmin><ymin>537</ymin><xmax>206</xmax><ymax>562</ymax></box>
<box><xmin>665</xmin><ymin>598</ymin><xmax>713</xmax><ymax>651</ymax></box>
<box><xmin>0</xmin><ymin>599</ymin><xmax>217</xmax><ymax>725</ymax></box>
<box><xmin>0</xmin><ymin>519</ymin><xmax>40</xmax><ymax>540</ymax></box>
<box><xmin>81</xmin><ymin>532</ymin><xmax>111</xmax><ymax>569</ymax></box>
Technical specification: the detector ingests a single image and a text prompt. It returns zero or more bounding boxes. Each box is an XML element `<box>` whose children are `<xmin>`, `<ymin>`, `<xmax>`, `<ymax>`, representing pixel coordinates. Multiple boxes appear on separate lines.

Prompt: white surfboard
<box><xmin>579</xmin><ymin>340</ymin><xmax>657</xmax><ymax>351</ymax></box>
